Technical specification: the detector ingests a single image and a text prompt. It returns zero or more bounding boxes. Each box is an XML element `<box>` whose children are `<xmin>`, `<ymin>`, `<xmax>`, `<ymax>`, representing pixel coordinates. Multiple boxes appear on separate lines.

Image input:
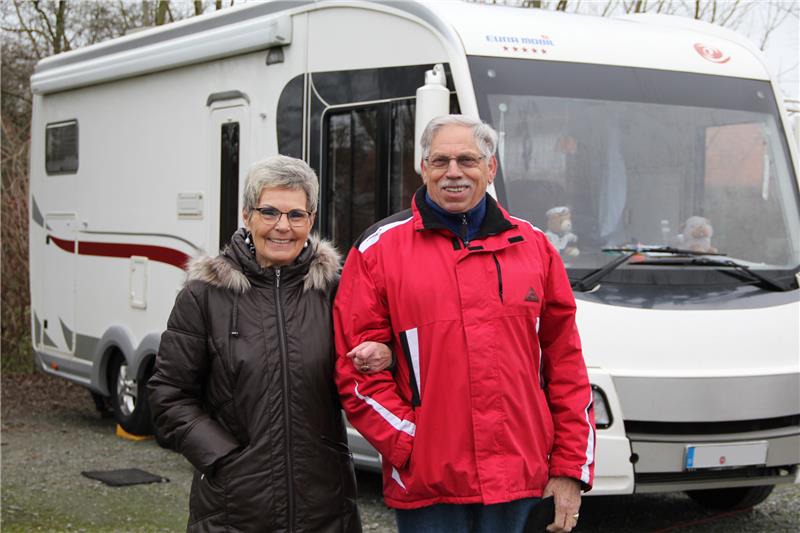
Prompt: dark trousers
<box><xmin>395</xmin><ymin>497</ymin><xmax>539</xmax><ymax>533</ymax></box>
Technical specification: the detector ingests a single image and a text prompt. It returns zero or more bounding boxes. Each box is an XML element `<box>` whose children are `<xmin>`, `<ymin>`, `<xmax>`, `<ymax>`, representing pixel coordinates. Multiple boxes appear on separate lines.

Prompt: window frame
<box><xmin>45</xmin><ymin>120</ymin><xmax>79</xmax><ymax>175</ymax></box>
<box><xmin>320</xmin><ymin>101</ymin><xmax>392</xmax><ymax>248</ymax></box>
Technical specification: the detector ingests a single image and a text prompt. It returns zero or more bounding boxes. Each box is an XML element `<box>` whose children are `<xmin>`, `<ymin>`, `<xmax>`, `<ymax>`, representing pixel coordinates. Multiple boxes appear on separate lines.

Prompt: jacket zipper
<box><xmin>461</xmin><ymin>214</ymin><xmax>469</xmax><ymax>245</ymax></box>
<box><xmin>274</xmin><ymin>267</ymin><xmax>295</xmax><ymax>531</ymax></box>
<box><xmin>492</xmin><ymin>254</ymin><xmax>504</xmax><ymax>303</ymax></box>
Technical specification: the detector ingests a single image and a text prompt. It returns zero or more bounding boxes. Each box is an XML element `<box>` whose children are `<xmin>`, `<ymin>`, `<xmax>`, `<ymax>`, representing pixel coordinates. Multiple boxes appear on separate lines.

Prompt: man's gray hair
<box><xmin>242</xmin><ymin>155</ymin><xmax>319</xmax><ymax>214</ymax></box>
<box><xmin>420</xmin><ymin>115</ymin><xmax>498</xmax><ymax>160</ymax></box>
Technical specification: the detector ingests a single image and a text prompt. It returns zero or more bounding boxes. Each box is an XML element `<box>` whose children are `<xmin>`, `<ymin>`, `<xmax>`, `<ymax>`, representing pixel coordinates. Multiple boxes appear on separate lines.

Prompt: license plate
<box><xmin>684</xmin><ymin>441</ymin><xmax>768</xmax><ymax>470</ymax></box>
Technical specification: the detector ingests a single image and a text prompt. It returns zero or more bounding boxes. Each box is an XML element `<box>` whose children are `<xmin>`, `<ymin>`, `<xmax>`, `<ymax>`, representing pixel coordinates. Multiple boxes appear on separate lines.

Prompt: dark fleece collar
<box><xmin>414</xmin><ymin>186</ymin><xmax>514</xmax><ymax>241</ymax></box>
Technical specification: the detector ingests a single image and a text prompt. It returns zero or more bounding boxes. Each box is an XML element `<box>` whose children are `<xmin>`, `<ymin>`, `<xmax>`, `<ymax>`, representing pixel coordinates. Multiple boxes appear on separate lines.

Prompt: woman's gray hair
<box><xmin>242</xmin><ymin>155</ymin><xmax>319</xmax><ymax>214</ymax></box>
<box><xmin>420</xmin><ymin>115</ymin><xmax>498</xmax><ymax>160</ymax></box>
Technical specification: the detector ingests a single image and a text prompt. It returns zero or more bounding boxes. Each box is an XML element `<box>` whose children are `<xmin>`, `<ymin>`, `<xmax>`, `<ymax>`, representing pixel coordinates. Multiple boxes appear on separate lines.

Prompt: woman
<box><xmin>149</xmin><ymin>155</ymin><xmax>389</xmax><ymax>532</ymax></box>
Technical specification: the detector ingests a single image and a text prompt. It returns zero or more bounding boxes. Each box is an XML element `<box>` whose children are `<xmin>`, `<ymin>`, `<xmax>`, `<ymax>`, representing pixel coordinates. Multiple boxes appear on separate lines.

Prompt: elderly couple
<box><xmin>149</xmin><ymin>115</ymin><xmax>595</xmax><ymax>533</ymax></box>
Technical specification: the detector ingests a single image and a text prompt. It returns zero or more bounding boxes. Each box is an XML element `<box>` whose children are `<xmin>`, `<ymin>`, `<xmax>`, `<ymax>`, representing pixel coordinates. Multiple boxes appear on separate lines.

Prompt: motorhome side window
<box><xmin>45</xmin><ymin>120</ymin><xmax>79</xmax><ymax>174</ymax></box>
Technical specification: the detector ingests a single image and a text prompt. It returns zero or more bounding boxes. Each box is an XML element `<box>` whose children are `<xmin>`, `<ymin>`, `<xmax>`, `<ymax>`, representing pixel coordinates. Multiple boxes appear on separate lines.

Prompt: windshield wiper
<box><xmin>671</xmin><ymin>256</ymin><xmax>790</xmax><ymax>292</ymax></box>
<box><xmin>570</xmin><ymin>246</ymin><xmax>726</xmax><ymax>292</ymax></box>
<box><xmin>570</xmin><ymin>246</ymin><xmax>792</xmax><ymax>292</ymax></box>
<box><xmin>571</xmin><ymin>251</ymin><xmax>637</xmax><ymax>292</ymax></box>
<box><xmin>603</xmin><ymin>246</ymin><xmax>727</xmax><ymax>257</ymax></box>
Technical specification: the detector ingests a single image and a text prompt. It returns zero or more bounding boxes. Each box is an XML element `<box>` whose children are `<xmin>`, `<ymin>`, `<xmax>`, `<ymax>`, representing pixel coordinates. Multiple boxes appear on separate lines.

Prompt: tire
<box><xmin>109</xmin><ymin>354</ymin><xmax>154</xmax><ymax>436</ymax></box>
<box><xmin>686</xmin><ymin>485</ymin><xmax>774</xmax><ymax>510</ymax></box>
<box><xmin>89</xmin><ymin>391</ymin><xmax>113</xmax><ymax>419</ymax></box>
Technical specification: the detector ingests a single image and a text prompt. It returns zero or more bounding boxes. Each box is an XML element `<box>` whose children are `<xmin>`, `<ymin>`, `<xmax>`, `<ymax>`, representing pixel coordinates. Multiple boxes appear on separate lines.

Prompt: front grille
<box><xmin>625</xmin><ymin>414</ymin><xmax>800</xmax><ymax>435</ymax></box>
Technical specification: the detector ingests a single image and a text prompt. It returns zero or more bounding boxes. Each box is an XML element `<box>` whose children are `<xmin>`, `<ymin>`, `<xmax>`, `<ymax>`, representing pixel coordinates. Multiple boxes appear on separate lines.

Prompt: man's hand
<box><xmin>347</xmin><ymin>341</ymin><xmax>392</xmax><ymax>374</ymax></box>
<box><xmin>543</xmin><ymin>476</ymin><xmax>581</xmax><ymax>532</ymax></box>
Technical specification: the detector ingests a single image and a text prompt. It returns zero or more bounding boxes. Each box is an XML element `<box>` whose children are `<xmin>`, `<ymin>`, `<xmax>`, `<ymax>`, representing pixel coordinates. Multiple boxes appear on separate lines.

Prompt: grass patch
<box><xmin>1</xmin><ymin>339</ymin><xmax>35</xmax><ymax>374</ymax></box>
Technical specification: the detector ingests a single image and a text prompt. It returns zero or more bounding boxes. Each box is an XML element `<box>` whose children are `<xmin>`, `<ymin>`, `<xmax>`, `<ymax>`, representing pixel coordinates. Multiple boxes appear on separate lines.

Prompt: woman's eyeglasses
<box><xmin>252</xmin><ymin>206</ymin><xmax>312</xmax><ymax>227</ymax></box>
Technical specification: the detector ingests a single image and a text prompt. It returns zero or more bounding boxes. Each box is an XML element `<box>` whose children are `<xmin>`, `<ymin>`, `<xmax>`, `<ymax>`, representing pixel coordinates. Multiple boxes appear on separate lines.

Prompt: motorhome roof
<box><xmin>432</xmin><ymin>2</ymin><xmax>767</xmax><ymax>79</ymax></box>
<box><xmin>31</xmin><ymin>0</ymin><xmax>770</xmax><ymax>95</ymax></box>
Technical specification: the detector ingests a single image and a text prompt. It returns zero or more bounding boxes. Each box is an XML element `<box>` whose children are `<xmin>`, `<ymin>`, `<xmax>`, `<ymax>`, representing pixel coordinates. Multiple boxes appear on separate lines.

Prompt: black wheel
<box><xmin>109</xmin><ymin>354</ymin><xmax>154</xmax><ymax>436</ymax></box>
<box><xmin>90</xmin><ymin>391</ymin><xmax>113</xmax><ymax>419</ymax></box>
<box><xmin>686</xmin><ymin>485</ymin><xmax>774</xmax><ymax>510</ymax></box>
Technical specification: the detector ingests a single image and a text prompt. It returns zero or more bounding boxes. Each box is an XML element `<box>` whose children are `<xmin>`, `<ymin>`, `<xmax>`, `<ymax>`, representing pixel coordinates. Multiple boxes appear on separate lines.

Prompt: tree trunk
<box><xmin>155</xmin><ymin>1</ymin><xmax>169</xmax><ymax>26</ymax></box>
<box><xmin>55</xmin><ymin>0</ymin><xmax>68</xmax><ymax>52</ymax></box>
<box><xmin>141</xmin><ymin>1</ymin><xmax>153</xmax><ymax>27</ymax></box>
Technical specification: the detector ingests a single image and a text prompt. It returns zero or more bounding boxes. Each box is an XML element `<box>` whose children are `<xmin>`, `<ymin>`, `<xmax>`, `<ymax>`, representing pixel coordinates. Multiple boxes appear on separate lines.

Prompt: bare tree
<box><xmin>1</xmin><ymin>97</ymin><xmax>34</xmax><ymax>372</ymax></box>
<box><xmin>754</xmin><ymin>0</ymin><xmax>797</xmax><ymax>50</ymax></box>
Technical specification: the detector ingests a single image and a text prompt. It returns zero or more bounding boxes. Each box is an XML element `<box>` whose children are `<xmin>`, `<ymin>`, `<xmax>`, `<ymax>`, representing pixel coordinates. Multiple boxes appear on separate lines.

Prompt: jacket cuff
<box><xmin>386</xmin><ymin>431</ymin><xmax>415</xmax><ymax>470</ymax></box>
<box><xmin>549</xmin><ymin>466</ymin><xmax>592</xmax><ymax>492</ymax></box>
<box><xmin>180</xmin><ymin>417</ymin><xmax>241</xmax><ymax>475</ymax></box>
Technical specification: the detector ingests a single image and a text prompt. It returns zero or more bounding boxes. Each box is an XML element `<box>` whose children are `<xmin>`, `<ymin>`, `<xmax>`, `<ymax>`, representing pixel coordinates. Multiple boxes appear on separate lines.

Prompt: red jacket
<box><xmin>334</xmin><ymin>188</ymin><xmax>595</xmax><ymax>509</ymax></box>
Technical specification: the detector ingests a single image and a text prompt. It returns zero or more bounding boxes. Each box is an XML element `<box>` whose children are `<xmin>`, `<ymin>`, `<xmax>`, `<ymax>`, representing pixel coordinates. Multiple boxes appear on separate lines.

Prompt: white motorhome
<box><xmin>29</xmin><ymin>0</ymin><xmax>799</xmax><ymax>510</ymax></box>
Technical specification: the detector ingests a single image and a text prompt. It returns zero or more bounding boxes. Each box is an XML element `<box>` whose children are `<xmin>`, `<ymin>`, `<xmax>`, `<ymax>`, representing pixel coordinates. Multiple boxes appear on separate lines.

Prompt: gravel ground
<box><xmin>2</xmin><ymin>372</ymin><xmax>798</xmax><ymax>532</ymax></box>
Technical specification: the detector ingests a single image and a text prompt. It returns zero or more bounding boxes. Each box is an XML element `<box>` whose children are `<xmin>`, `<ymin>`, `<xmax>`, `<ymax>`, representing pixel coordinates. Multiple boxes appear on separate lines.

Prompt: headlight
<box><xmin>592</xmin><ymin>385</ymin><xmax>612</xmax><ymax>429</ymax></box>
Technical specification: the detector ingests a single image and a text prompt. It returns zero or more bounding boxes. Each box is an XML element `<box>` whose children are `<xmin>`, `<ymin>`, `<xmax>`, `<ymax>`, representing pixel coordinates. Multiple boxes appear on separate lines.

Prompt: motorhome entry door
<box><xmin>39</xmin><ymin>213</ymin><xmax>77</xmax><ymax>355</ymax></box>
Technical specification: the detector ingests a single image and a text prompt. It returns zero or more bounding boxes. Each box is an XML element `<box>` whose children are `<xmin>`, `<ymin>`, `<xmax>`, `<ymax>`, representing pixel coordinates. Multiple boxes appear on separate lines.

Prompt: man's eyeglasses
<box><xmin>425</xmin><ymin>155</ymin><xmax>485</xmax><ymax>170</ymax></box>
<box><xmin>252</xmin><ymin>206</ymin><xmax>312</xmax><ymax>227</ymax></box>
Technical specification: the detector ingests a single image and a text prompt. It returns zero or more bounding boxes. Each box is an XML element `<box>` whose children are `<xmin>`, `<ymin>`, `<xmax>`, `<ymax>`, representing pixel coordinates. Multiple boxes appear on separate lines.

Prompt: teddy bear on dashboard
<box><xmin>545</xmin><ymin>206</ymin><xmax>580</xmax><ymax>257</ymax></box>
<box><xmin>677</xmin><ymin>215</ymin><xmax>717</xmax><ymax>253</ymax></box>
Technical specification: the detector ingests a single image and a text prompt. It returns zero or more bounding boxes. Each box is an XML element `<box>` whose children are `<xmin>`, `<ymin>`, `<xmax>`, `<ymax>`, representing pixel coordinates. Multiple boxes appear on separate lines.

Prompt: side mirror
<box><xmin>414</xmin><ymin>64</ymin><xmax>450</xmax><ymax>174</ymax></box>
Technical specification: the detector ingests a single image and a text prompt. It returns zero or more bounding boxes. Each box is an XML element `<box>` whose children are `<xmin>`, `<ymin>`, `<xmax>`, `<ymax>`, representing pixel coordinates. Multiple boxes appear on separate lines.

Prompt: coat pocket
<box><xmin>320</xmin><ymin>435</ymin><xmax>359</xmax><ymax>510</ymax></box>
<box><xmin>188</xmin><ymin>468</ymin><xmax>227</xmax><ymax>526</ymax></box>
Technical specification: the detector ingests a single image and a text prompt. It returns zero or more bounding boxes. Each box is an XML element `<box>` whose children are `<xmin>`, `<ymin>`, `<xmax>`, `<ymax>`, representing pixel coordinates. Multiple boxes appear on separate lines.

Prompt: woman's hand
<box><xmin>348</xmin><ymin>341</ymin><xmax>392</xmax><ymax>374</ymax></box>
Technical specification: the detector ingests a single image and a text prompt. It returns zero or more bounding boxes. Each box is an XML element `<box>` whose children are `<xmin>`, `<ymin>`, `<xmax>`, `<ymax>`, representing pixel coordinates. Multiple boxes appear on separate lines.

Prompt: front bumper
<box><xmin>629</xmin><ymin>426</ymin><xmax>800</xmax><ymax>493</ymax></box>
<box><xmin>591</xmin><ymin>370</ymin><xmax>800</xmax><ymax>494</ymax></box>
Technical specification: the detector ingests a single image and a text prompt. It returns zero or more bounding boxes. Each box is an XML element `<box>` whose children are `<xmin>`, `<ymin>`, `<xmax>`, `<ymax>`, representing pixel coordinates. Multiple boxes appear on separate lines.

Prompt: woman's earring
<box><xmin>245</xmin><ymin>230</ymin><xmax>255</xmax><ymax>255</ymax></box>
<box><xmin>304</xmin><ymin>240</ymin><xmax>309</xmax><ymax>248</ymax></box>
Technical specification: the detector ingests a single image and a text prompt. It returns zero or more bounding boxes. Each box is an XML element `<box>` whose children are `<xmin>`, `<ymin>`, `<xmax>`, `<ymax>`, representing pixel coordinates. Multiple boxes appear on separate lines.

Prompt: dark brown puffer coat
<box><xmin>149</xmin><ymin>229</ymin><xmax>361</xmax><ymax>533</ymax></box>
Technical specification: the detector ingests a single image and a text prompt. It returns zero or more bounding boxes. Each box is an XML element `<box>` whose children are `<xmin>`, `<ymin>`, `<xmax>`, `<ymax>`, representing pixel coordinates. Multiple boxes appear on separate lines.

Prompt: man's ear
<box><xmin>420</xmin><ymin>158</ymin><xmax>430</xmax><ymax>184</ymax></box>
<box><xmin>487</xmin><ymin>155</ymin><xmax>498</xmax><ymax>183</ymax></box>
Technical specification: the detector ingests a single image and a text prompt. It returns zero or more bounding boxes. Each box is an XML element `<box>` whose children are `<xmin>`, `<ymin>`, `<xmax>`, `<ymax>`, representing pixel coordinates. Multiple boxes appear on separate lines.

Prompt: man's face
<box><xmin>421</xmin><ymin>124</ymin><xmax>497</xmax><ymax>213</ymax></box>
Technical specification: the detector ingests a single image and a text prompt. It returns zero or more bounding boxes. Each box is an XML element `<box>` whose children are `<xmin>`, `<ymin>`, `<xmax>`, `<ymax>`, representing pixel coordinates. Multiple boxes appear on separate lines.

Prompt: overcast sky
<box><xmin>742</xmin><ymin>0</ymin><xmax>800</xmax><ymax>99</ymax></box>
<box><xmin>692</xmin><ymin>2</ymin><xmax>797</xmax><ymax>101</ymax></box>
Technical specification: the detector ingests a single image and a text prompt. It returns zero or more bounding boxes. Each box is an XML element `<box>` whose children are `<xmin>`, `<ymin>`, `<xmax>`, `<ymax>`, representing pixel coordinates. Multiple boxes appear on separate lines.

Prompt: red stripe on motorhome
<box><xmin>49</xmin><ymin>236</ymin><xmax>190</xmax><ymax>270</ymax></box>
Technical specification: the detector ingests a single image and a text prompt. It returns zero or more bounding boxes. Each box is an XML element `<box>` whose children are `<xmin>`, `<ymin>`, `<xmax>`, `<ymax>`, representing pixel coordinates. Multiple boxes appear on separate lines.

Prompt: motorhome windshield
<box><xmin>470</xmin><ymin>56</ymin><xmax>800</xmax><ymax>275</ymax></box>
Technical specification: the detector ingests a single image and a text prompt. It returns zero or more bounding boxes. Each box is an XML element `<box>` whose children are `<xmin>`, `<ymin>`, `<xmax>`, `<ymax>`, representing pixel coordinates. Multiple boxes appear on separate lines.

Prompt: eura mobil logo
<box><xmin>694</xmin><ymin>43</ymin><xmax>730</xmax><ymax>64</ymax></box>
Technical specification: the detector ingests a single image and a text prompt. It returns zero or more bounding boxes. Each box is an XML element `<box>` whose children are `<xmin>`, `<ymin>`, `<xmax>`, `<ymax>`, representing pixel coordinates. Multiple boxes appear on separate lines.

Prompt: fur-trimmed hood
<box><xmin>185</xmin><ymin>233</ymin><xmax>341</xmax><ymax>293</ymax></box>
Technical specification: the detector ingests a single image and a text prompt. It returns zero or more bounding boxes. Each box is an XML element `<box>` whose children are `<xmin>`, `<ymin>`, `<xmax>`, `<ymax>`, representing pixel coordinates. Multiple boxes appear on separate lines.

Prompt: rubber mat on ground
<box><xmin>81</xmin><ymin>468</ymin><xmax>169</xmax><ymax>487</ymax></box>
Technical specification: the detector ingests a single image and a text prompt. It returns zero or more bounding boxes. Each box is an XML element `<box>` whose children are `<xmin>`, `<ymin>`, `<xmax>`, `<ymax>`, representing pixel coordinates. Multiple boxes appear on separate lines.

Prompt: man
<box><xmin>334</xmin><ymin>115</ymin><xmax>595</xmax><ymax>533</ymax></box>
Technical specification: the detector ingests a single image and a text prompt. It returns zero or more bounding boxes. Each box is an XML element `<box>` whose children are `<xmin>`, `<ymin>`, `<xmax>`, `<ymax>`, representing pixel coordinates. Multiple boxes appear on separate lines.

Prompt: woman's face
<box><xmin>243</xmin><ymin>187</ymin><xmax>314</xmax><ymax>268</ymax></box>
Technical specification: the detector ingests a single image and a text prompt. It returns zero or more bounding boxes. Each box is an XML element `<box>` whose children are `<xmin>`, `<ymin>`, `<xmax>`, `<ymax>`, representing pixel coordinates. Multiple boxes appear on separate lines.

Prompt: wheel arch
<box><xmin>89</xmin><ymin>327</ymin><xmax>161</xmax><ymax>396</ymax></box>
<box><xmin>132</xmin><ymin>332</ymin><xmax>161</xmax><ymax>383</ymax></box>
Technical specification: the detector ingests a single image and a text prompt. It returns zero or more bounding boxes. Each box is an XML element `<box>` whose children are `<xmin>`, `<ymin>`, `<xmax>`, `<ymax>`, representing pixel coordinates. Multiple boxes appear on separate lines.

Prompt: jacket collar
<box><xmin>413</xmin><ymin>185</ymin><xmax>515</xmax><ymax>240</ymax></box>
<box><xmin>186</xmin><ymin>231</ymin><xmax>340</xmax><ymax>293</ymax></box>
